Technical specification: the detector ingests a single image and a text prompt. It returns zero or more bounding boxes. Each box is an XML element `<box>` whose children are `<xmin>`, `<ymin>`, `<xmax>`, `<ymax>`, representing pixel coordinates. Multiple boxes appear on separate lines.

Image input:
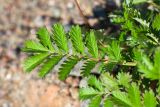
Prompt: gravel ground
<box><xmin>0</xmin><ymin>0</ymin><xmax>100</xmax><ymax>107</ymax></box>
<box><xmin>0</xmin><ymin>0</ymin><xmax>119</xmax><ymax>107</ymax></box>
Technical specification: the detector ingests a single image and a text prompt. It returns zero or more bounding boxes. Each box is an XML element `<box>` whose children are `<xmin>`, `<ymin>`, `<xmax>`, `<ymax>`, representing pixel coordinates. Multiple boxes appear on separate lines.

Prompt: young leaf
<box><xmin>107</xmin><ymin>41</ymin><xmax>122</xmax><ymax>62</ymax></box>
<box><xmin>52</xmin><ymin>24</ymin><xmax>68</xmax><ymax>52</ymax></box>
<box><xmin>23</xmin><ymin>53</ymin><xmax>50</xmax><ymax>72</ymax></box>
<box><xmin>38</xmin><ymin>55</ymin><xmax>62</xmax><ymax>77</ymax></box>
<box><xmin>69</xmin><ymin>25</ymin><xmax>84</xmax><ymax>53</ymax></box>
<box><xmin>88</xmin><ymin>95</ymin><xmax>102</xmax><ymax>107</ymax></box>
<box><xmin>22</xmin><ymin>40</ymin><xmax>49</xmax><ymax>52</ymax></box>
<box><xmin>143</xmin><ymin>90</ymin><xmax>157</xmax><ymax>107</ymax></box>
<box><xmin>88</xmin><ymin>76</ymin><xmax>103</xmax><ymax>91</ymax></box>
<box><xmin>37</xmin><ymin>27</ymin><xmax>54</xmax><ymax>51</ymax></box>
<box><xmin>152</xmin><ymin>14</ymin><xmax>160</xmax><ymax>31</ymax></box>
<box><xmin>79</xmin><ymin>87</ymin><xmax>100</xmax><ymax>100</ymax></box>
<box><xmin>128</xmin><ymin>83</ymin><xmax>141</xmax><ymax>107</ymax></box>
<box><xmin>58</xmin><ymin>56</ymin><xmax>79</xmax><ymax>80</ymax></box>
<box><xmin>81</xmin><ymin>60</ymin><xmax>97</xmax><ymax>77</ymax></box>
<box><xmin>86</xmin><ymin>30</ymin><xmax>99</xmax><ymax>58</ymax></box>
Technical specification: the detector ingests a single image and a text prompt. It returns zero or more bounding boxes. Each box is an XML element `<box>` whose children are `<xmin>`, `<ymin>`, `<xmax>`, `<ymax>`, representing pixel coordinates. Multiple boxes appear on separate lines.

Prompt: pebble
<box><xmin>51</xmin><ymin>7</ymin><xmax>61</xmax><ymax>18</ymax></box>
<box><xmin>2</xmin><ymin>102</ymin><xmax>12</xmax><ymax>107</ymax></box>
<box><xmin>0</xmin><ymin>0</ymin><xmax>107</xmax><ymax>107</ymax></box>
<box><xmin>67</xmin><ymin>2</ymin><xmax>75</xmax><ymax>10</ymax></box>
<box><xmin>34</xmin><ymin>16</ymin><xmax>44</xmax><ymax>27</ymax></box>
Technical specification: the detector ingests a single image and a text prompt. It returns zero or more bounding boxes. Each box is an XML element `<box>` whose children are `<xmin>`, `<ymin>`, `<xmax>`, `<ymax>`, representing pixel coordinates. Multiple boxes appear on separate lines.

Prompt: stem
<box><xmin>121</xmin><ymin>61</ymin><xmax>137</xmax><ymax>66</ymax></box>
<box><xmin>74</xmin><ymin>0</ymin><xmax>89</xmax><ymax>25</ymax></box>
<box><xmin>147</xmin><ymin>1</ymin><xmax>160</xmax><ymax>10</ymax></box>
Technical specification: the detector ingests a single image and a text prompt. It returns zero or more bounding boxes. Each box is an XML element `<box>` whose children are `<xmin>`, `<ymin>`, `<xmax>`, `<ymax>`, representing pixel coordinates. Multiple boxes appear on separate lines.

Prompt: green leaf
<box><xmin>22</xmin><ymin>40</ymin><xmax>49</xmax><ymax>52</ymax></box>
<box><xmin>112</xmin><ymin>91</ymin><xmax>132</xmax><ymax>107</ymax></box>
<box><xmin>69</xmin><ymin>25</ymin><xmax>84</xmax><ymax>53</ymax></box>
<box><xmin>58</xmin><ymin>56</ymin><xmax>79</xmax><ymax>80</ymax></box>
<box><xmin>23</xmin><ymin>53</ymin><xmax>50</xmax><ymax>72</ymax></box>
<box><xmin>104</xmin><ymin>99</ymin><xmax>114</xmax><ymax>107</ymax></box>
<box><xmin>137</xmin><ymin>48</ymin><xmax>160</xmax><ymax>80</ymax></box>
<box><xmin>107</xmin><ymin>41</ymin><xmax>122</xmax><ymax>62</ymax></box>
<box><xmin>89</xmin><ymin>95</ymin><xmax>102</xmax><ymax>107</ymax></box>
<box><xmin>132</xmin><ymin>0</ymin><xmax>148</xmax><ymax>4</ymax></box>
<box><xmin>153</xmin><ymin>48</ymin><xmax>160</xmax><ymax>79</ymax></box>
<box><xmin>52</xmin><ymin>23</ymin><xmax>68</xmax><ymax>52</ymax></box>
<box><xmin>128</xmin><ymin>83</ymin><xmax>141</xmax><ymax>107</ymax></box>
<box><xmin>152</xmin><ymin>14</ymin><xmax>160</xmax><ymax>31</ymax></box>
<box><xmin>133</xmin><ymin>18</ymin><xmax>149</xmax><ymax>28</ymax></box>
<box><xmin>117</xmin><ymin>72</ymin><xmax>132</xmax><ymax>88</ymax></box>
<box><xmin>134</xmin><ymin>49</ymin><xmax>143</xmax><ymax>62</ymax></box>
<box><xmin>38</xmin><ymin>55</ymin><xmax>62</xmax><ymax>77</ymax></box>
<box><xmin>144</xmin><ymin>90</ymin><xmax>157</xmax><ymax>107</ymax></box>
<box><xmin>79</xmin><ymin>87</ymin><xmax>100</xmax><ymax>100</ymax></box>
<box><xmin>157</xmin><ymin>82</ymin><xmax>160</xmax><ymax>96</ymax></box>
<box><xmin>100</xmin><ymin>73</ymin><xmax>118</xmax><ymax>91</ymax></box>
<box><xmin>86</xmin><ymin>30</ymin><xmax>99</xmax><ymax>58</ymax></box>
<box><xmin>81</xmin><ymin>60</ymin><xmax>97</xmax><ymax>77</ymax></box>
<box><xmin>88</xmin><ymin>76</ymin><xmax>103</xmax><ymax>91</ymax></box>
<box><xmin>37</xmin><ymin>27</ymin><xmax>54</xmax><ymax>51</ymax></box>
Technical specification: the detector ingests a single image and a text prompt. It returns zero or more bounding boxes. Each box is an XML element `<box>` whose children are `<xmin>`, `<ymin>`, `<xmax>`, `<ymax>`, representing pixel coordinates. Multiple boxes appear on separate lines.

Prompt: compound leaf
<box><xmin>88</xmin><ymin>76</ymin><xmax>103</xmax><ymax>91</ymax></box>
<box><xmin>89</xmin><ymin>95</ymin><xmax>102</xmax><ymax>107</ymax></box>
<box><xmin>112</xmin><ymin>91</ymin><xmax>132</xmax><ymax>107</ymax></box>
<box><xmin>137</xmin><ymin>48</ymin><xmax>160</xmax><ymax>80</ymax></box>
<box><xmin>128</xmin><ymin>83</ymin><xmax>141</xmax><ymax>107</ymax></box>
<box><xmin>86</xmin><ymin>30</ymin><xmax>99</xmax><ymax>58</ymax></box>
<box><xmin>152</xmin><ymin>14</ymin><xmax>160</xmax><ymax>31</ymax></box>
<box><xmin>100</xmin><ymin>73</ymin><xmax>118</xmax><ymax>91</ymax></box>
<box><xmin>143</xmin><ymin>90</ymin><xmax>157</xmax><ymax>107</ymax></box>
<box><xmin>104</xmin><ymin>99</ymin><xmax>114</xmax><ymax>107</ymax></box>
<box><xmin>81</xmin><ymin>60</ymin><xmax>97</xmax><ymax>77</ymax></box>
<box><xmin>22</xmin><ymin>40</ymin><xmax>49</xmax><ymax>52</ymax></box>
<box><xmin>107</xmin><ymin>41</ymin><xmax>122</xmax><ymax>62</ymax></box>
<box><xmin>52</xmin><ymin>23</ymin><xmax>68</xmax><ymax>52</ymax></box>
<box><xmin>117</xmin><ymin>72</ymin><xmax>132</xmax><ymax>88</ymax></box>
<box><xmin>58</xmin><ymin>56</ymin><xmax>79</xmax><ymax>80</ymax></box>
<box><xmin>39</xmin><ymin>55</ymin><xmax>62</xmax><ymax>77</ymax></box>
<box><xmin>23</xmin><ymin>53</ymin><xmax>50</xmax><ymax>72</ymax></box>
<box><xmin>79</xmin><ymin>87</ymin><xmax>100</xmax><ymax>100</ymax></box>
<box><xmin>69</xmin><ymin>25</ymin><xmax>84</xmax><ymax>53</ymax></box>
<box><xmin>37</xmin><ymin>27</ymin><xmax>54</xmax><ymax>51</ymax></box>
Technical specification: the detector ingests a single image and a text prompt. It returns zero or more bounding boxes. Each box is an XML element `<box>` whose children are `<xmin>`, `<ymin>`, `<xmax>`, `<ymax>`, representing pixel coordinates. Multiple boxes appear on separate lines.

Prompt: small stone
<box><xmin>69</xmin><ymin>88</ymin><xmax>79</xmax><ymax>100</ymax></box>
<box><xmin>60</xmin><ymin>88</ymin><xmax>70</xmax><ymax>95</ymax></box>
<box><xmin>88</xmin><ymin>18</ymin><xmax>98</xmax><ymax>27</ymax></box>
<box><xmin>67</xmin><ymin>2</ymin><xmax>74</xmax><ymax>10</ymax></box>
<box><xmin>48</xmin><ymin>0</ymin><xmax>55</xmax><ymax>6</ymax></box>
<box><xmin>2</xmin><ymin>102</ymin><xmax>11</xmax><ymax>107</ymax></box>
<box><xmin>51</xmin><ymin>7</ymin><xmax>61</xmax><ymax>18</ymax></box>
<box><xmin>6</xmin><ymin>73</ymin><xmax>12</xmax><ymax>80</ymax></box>
<box><xmin>79</xmin><ymin>79</ymin><xmax>88</xmax><ymax>88</ymax></box>
<box><xmin>34</xmin><ymin>16</ymin><xmax>44</xmax><ymax>27</ymax></box>
<box><xmin>0</xmin><ymin>90</ymin><xmax>6</xmax><ymax>98</ymax></box>
<box><xmin>65</xmin><ymin>77</ymin><xmax>73</xmax><ymax>86</ymax></box>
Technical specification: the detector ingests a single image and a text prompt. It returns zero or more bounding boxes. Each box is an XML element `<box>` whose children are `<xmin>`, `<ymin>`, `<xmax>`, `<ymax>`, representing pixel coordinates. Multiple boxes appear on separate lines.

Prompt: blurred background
<box><xmin>0</xmin><ymin>0</ymin><xmax>122</xmax><ymax>107</ymax></box>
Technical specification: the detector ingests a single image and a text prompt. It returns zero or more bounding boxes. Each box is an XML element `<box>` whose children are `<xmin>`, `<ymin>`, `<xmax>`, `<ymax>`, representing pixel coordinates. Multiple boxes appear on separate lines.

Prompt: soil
<box><xmin>0</xmin><ymin>0</ymin><xmax>118</xmax><ymax>107</ymax></box>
